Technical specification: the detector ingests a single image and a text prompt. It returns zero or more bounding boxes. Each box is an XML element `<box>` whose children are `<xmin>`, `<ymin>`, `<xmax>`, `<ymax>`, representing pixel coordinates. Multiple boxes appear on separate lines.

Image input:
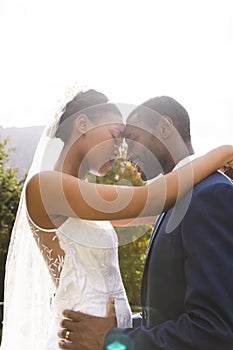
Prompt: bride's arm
<box><xmin>26</xmin><ymin>145</ymin><xmax>233</xmax><ymax>227</ymax></box>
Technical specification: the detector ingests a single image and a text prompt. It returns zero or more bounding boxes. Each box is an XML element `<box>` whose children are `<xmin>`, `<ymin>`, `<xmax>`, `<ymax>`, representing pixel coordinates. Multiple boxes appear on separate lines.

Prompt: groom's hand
<box><xmin>58</xmin><ymin>298</ymin><xmax>117</xmax><ymax>350</ymax></box>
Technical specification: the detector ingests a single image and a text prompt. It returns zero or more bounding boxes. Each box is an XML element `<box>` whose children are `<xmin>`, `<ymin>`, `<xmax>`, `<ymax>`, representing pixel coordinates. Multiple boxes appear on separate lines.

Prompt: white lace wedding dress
<box><xmin>31</xmin><ymin>217</ymin><xmax>132</xmax><ymax>349</ymax></box>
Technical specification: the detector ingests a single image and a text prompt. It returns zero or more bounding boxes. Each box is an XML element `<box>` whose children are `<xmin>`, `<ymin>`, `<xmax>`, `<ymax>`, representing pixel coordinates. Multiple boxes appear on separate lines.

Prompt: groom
<box><xmin>58</xmin><ymin>96</ymin><xmax>233</xmax><ymax>349</ymax></box>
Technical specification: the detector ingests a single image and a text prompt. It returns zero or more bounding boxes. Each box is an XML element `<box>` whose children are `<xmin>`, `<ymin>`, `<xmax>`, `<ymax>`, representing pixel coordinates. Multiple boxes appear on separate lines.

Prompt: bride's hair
<box><xmin>55</xmin><ymin>89</ymin><xmax>122</xmax><ymax>142</ymax></box>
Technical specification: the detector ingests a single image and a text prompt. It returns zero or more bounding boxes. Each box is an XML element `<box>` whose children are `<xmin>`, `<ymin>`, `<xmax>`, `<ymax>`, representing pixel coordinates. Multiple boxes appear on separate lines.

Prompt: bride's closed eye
<box><xmin>112</xmin><ymin>135</ymin><xmax>120</xmax><ymax>146</ymax></box>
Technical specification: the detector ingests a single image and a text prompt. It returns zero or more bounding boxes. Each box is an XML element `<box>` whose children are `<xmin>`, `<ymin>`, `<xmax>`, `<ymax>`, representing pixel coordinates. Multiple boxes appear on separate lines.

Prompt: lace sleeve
<box><xmin>28</xmin><ymin>219</ymin><xmax>65</xmax><ymax>287</ymax></box>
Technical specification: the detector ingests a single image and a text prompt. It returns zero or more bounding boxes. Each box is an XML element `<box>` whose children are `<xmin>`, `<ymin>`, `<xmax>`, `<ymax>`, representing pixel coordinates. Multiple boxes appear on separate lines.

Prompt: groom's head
<box><xmin>125</xmin><ymin>96</ymin><xmax>194</xmax><ymax>180</ymax></box>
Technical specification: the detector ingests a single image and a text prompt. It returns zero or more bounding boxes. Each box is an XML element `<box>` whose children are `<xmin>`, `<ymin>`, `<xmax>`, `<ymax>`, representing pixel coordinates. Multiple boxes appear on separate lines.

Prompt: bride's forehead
<box><xmin>97</xmin><ymin>120</ymin><xmax>125</xmax><ymax>132</ymax></box>
<box><xmin>106</xmin><ymin>124</ymin><xmax>125</xmax><ymax>137</ymax></box>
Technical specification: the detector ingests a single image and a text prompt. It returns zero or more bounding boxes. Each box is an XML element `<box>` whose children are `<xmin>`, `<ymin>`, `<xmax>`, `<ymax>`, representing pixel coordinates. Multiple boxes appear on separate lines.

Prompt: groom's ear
<box><xmin>75</xmin><ymin>114</ymin><xmax>89</xmax><ymax>135</ymax></box>
<box><xmin>158</xmin><ymin>115</ymin><xmax>173</xmax><ymax>139</ymax></box>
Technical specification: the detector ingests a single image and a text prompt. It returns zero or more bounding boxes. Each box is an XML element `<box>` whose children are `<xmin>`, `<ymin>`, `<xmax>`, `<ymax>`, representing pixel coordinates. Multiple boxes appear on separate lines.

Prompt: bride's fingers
<box><xmin>224</xmin><ymin>167</ymin><xmax>233</xmax><ymax>180</ymax></box>
<box><xmin>225</xmin><ymin>157</ymin><xmax>233</xmax><ymax>167</ymax></box>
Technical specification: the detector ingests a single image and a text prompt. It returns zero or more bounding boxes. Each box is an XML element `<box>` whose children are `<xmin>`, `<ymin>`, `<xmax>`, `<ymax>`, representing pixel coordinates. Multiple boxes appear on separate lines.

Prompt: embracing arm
<box><xmin>26</xmin><ymin>145</ymin><xmax>233</xmax><ymax>227</ymax></box>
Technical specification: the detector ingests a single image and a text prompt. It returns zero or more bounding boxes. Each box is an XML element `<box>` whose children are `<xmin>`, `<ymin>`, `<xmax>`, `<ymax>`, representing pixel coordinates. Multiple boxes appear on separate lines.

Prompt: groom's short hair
<box><xmin>127</xmin><ymin>96</ymin><xmax>191</xmax><ymax>143</ymax></box>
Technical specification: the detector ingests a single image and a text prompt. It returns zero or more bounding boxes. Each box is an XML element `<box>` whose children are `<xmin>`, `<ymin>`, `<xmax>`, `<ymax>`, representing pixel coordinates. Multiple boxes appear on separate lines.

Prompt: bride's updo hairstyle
<box><xmin>55</xmin><ymin>89</ymin><xmax>122</xmax><ymax>143</ymax></box>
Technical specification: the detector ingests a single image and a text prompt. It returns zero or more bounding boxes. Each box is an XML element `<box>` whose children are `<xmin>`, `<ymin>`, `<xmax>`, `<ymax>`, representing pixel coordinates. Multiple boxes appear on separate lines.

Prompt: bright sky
<box><xmin>0</xmin><ymin>0</ymin><xmax>232</xmax><ymax>154</ymax></box>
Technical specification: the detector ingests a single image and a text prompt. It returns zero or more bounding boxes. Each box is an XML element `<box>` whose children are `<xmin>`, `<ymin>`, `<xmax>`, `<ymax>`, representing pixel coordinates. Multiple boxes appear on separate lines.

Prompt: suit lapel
<box><xmin>146</xmin><ymin>212</ymin><xmax>166</xmax><ymax>258</ymax></box>
<box><xmin>141</xmin><ymin>212</ymin><xmax>167</xmax><ymax>307</ymax></box>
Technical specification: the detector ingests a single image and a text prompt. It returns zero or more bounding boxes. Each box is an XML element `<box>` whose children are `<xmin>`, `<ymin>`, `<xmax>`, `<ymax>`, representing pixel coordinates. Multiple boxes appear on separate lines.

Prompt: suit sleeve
<box><xmin>104</xmin><ymin>181</ymin><xmax>233</xmax><ymax>350</ymax></box>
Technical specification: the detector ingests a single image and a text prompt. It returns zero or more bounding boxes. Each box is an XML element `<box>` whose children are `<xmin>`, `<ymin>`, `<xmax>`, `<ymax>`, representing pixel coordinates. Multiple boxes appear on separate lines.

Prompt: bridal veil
<box><xmin>1</xmin><ymin>119</ymin><xmax>63</xmax><ymax>349</ymax></box>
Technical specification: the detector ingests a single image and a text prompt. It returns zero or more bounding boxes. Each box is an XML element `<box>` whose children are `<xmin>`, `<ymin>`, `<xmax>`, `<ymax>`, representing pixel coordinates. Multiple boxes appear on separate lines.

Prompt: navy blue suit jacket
<box><xmin>104</xmin><ymin>172</ymin><xmax>233</xmax><ymax>349</ymax></box>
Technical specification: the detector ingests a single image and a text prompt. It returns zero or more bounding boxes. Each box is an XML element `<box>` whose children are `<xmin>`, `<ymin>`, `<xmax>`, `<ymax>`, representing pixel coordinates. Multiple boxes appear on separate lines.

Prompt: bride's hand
<box><xmin>58</xmin><ymin>299</ymin><xmax>116</xmax><ymax>350</ymax></box>
<box><xmin>220</xmin><ymin>164</ymin><xmax>233</xmax><ymax>180</ymax></box>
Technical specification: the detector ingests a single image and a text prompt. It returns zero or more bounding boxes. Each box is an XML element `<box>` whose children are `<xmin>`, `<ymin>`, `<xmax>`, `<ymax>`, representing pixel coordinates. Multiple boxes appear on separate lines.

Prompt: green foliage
<box><xmin>0</xmin><ymin>138</ymin><xmax>25</xmax><ymax>255</ymax></box>
<box><xmin>88</xmin><ymin>158</ymin><xmax>153</xmax><ymax>309</ymax></box>
<box><xmin>0</xmin><ymin>137</ymin><xmax>25</xmax><ymax>323</ymax></box>
<box><xmin>116</xmin><ymin>226</ymin><xmax>152</xmax><ymax>309</ymax></box>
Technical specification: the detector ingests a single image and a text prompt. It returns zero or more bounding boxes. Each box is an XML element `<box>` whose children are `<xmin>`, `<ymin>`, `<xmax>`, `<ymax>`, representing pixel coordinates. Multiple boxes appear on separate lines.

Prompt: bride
<box><xmin>1</xmin><ymin>89</ymin><xmax>233</xmax><ymax>350</ymax></box>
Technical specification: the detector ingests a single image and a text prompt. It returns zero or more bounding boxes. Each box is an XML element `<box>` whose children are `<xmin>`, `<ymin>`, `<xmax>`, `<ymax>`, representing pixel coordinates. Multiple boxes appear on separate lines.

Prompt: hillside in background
<box><xmin>0</xmin><ymin>125</ymin><xmax>45</xmax><ymax>178</ymax></box>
